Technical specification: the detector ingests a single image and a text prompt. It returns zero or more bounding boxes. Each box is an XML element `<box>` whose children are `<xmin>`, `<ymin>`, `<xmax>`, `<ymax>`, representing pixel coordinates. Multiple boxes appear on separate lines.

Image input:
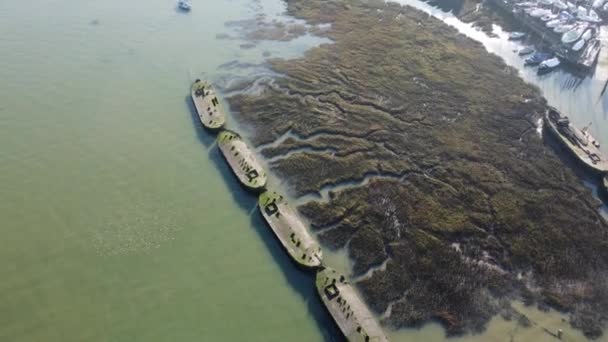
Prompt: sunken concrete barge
<box><xmin>217</xmin><ymin>129</ymin><xmax>267</xmax><ymax>191</ymax></box>
<box><xmin>191</xmin><ymin>79</ymin><xmax>226</xmax><ymax>130</ymax></box>
<box><xmin>259</xmin><ymin>191</ymin><xmax>323</xmax><ymax>268</ymax></box>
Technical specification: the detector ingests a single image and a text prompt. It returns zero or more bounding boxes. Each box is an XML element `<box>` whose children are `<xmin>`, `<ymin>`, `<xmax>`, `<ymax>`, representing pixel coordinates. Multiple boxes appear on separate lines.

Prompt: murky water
<box><xmin>0</xmin><ymin>0</ymin><xmax>606</xmax><ymax>340</ymax></box>
<box><xmin>0</xmin><ymin>0</ymin><xmax>336</xmax><ymax>341</ymax></box>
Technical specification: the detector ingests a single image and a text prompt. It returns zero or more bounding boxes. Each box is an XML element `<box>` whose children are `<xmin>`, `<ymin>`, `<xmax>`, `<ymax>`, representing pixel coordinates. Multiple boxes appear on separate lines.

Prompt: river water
<box><xmin>0</xmin><ymin>0</ymin><xmax>606</xmax><ymax>341</ymax></box>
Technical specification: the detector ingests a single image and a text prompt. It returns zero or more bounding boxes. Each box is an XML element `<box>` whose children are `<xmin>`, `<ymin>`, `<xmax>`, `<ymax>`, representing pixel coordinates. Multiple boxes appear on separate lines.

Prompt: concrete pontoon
<box><xmin>316</xmin><ymin>267</ymin><xmax>389</xmax><ymax>342</ymax></box>
<box><xmin>259</xmin><ymin>191</ymin><xmax>322</xmax><ymax>268</ymax></box>
<box><xmin>217</xmin><ymin>130</ymin><xmax>267</xmax><ymax>191</ymax></box>
<box><xmin>191</xmin><ymin>79</ymin><xmax>225</xmax><ymax>130</ymax></box>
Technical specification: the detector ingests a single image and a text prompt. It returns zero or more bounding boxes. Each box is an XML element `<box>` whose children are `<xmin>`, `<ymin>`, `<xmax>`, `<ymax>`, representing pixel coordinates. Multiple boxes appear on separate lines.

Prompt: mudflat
<box><xmin>227</xmin><ymin>0</ymin><xmax>608</xmax><ymax>338</ymax></box>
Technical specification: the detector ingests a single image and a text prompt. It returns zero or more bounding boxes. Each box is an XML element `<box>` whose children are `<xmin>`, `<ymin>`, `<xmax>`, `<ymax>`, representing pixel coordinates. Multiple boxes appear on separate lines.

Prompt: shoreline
<box><xmin>227</xmin><ymin>0</ymin><xmax>608</xmax><ymax>338</ymax></box>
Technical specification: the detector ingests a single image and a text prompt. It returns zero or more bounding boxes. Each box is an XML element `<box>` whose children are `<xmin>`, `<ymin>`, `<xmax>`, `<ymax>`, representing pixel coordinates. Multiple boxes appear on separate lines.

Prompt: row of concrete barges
<box><xmin>189</xmin><ymin>79</ymin><xmax>389</xmax><ymax>342</ymax></box>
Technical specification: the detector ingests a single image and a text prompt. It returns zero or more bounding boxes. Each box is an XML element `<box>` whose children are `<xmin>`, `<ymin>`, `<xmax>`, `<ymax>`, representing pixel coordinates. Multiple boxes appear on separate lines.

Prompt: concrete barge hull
<box><xmin>259</xmin><ymin>191</ymin><xmax>322</xmax><ymax>268</ymax></box>
<box><xmin>217</xmin><ymin>130</ymin><xmax>267</xmax><ymax>191</ymax></box>
<box><xmin>316</xmin><ymin>267</ymin><xmax>389</xmax><ymax>342</ymax></box>
<box><xmin>543</xmin><ymin>109</ymin><xmax>608</xmax><ymax>175</ymax></box>
<box><xmin>191</xmin><ymin>80</ymin><xmax>226</xmax><ymax>130</ymax></box>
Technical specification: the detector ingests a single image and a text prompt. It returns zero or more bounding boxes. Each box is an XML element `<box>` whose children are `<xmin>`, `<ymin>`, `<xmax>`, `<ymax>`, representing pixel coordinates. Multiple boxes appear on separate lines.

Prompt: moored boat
<box><xmin>191</xmin><ymin>79</ymin><xmax>226</xmax><ymax>130</ymax></box>
<box><xmin>316</xmin><ymin>267</ymin><xmax>389</xmax><ymax>342</ymax></box>
<box><xmin>177</xmin><ymin>0</ymin><xmax>191</xmax><ymax>11</ymax></box>
<box><xmin>525</xmin><ymin>52</ymin><xmax>552</xmax><ymax>65</ymax></box>
<box><xmin>601</xmin><ymin>176</ymin><xmax>608</xmax><ymax>199</ymax></box>
<box><xmin>554</xmin><ymin>24</ymin><xmax>574</xmax><ymax>33</ymax></box>
<box><xmin>217</xmin><ymin>130</ymin><xmax>267</xmax><ymax>191</ymax></box>
<box><xmin>258</xmin><ymin>191</ymin><xmax>323</xmax><ymax>268</ymax></box>
<box><xmin>572</xmin><ymin>39</ymin><xmax>586</xmax><ymax>52</ymax></box>
<box><xmin>509</xmin><ymin>31</ymin><xmax>527</xmax><ymax>40</ymax></box>
<box><xmin>538</xmin><ymin>57</ymin><xmax>560</xmax><ymax>74</ymax></box>
<box><xmin>562</xmin><ymin>23</ymin><xmax>588</xmax><ymax>44</ymax></box>
<box><xmin>544</xmin><ymin>107</ymin><xmax>608</xmax><ymax>174</ymax></box>
<box><xmin>519</xmin><ymin>46</ymin><xmax>535</xmax><ymax>55</ymax></box>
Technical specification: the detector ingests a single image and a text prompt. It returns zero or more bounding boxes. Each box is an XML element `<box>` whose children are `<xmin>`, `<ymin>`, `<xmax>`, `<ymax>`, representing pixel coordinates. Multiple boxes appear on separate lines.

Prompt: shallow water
<box><xmin>0</xmin><ymin>0</ymin><xmax>336</xmax><ymax>341</ymax></box>
<box><xmin>1</xmin><ymin>0</ymin><xmax>606</xmax><ymax>340</ymax></box>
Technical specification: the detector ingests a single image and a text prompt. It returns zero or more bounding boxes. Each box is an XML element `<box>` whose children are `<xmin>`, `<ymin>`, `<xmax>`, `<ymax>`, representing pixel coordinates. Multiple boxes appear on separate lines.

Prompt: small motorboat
<box><xmin>554</xmin><ymin>1</ymin><xmax>568</xmax><ymax>10</ymax></box>
<box><xmin>582</xmin><ymin>28</ymin><xmax>594</xmax><ymax>41</ymax></box>
<box><xmin>530</xmin><ymin>8</ymin><xmax>552</xmax><ymax>17</ymax></box>
<box><xmin>519</xmin><ymin>46</ymin><xmax>535</xmax><ymax>55</ymax></box>
<box><xmin>538</xmin><ymin>57</ymin><xmax>561</xmax><ymax>74</ymax></box>
<box><xmin>540</xmin><ymin>0</ymin><xmax>554</xmax><ymax>5</ymax></box>
<box><xmin>604</xmin><ymin>2</ymin><xmax>608</xmax><ymax>11</ymax></box>
<box><xmin>509</xmin><ymin>32</ymin><xmax>527</xmax><ymax>40</ymax></box>
<box><xmin>516</xmin><ymin>1</ymin><xmax>536</xmax><ymax>7</ymax></box>
<box><xmin>554</xmin><ymin>24</ymin><xmax>574</xmax><ymax>33</ymax></box>
<box><xmin>546</xmin><ymin>19</ymin><xmax>562</xmax><ymax>27</ymax></box>
<box><xmin>562</xmin><ymin>23</ymin><xmax>588</xmax><ymax>44</ymax></box>
<box><xmin>572</xmin><ymin>39</ymin><xmax>586</xmax><ymax>51</ymax></box>
<box><xmin>592</xmin><ymin>0</ymin><xmax>606</xmax><ymax>8</ymax></box>
<box><xmin>541</xmin><ymin>14</ymin><xmax>557</xmax><ymax>21</ymax></box>
<box><xmin>525</xmin><ymin>52</ymin><xmax>553</xmax><ymax>65</ymax></box>
<box><xmin>177</xmin><ymin>0</ymin><xmax>191</xmax><ymax>11</ymax></box>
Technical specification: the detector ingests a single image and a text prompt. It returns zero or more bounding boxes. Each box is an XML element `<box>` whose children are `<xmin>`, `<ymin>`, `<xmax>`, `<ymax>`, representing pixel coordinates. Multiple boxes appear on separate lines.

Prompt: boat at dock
<box><xmin>191</xmin><ymin>79</ymin><xmax>225</xmax><ymax>130</ymax></box>
<box><xmin>601</xmin><ymin>176</ymin><xmax>608</xmax><ymax>199</ymax></box>
<box><xmin>217</xmin><ymin>130</ymin><xmax>267</xmax><ymax>191</ymax></box>
<box><xmin>316</xmin><ymin>267</ymin><xmax>389</xmax><ymax>342</ymax></box>
<box><xmin>572</xmin><ymin>39</ymin><xmax>586</xmax><ymax>52</ymax></box>
<box><xmin>525</xmin><ymin>52</ymin><xmax>552</xmax><ymax>65</ymax></box>
<box><xmin>562</xmin><ymin>23</ymin><xmax>588</xmax><ymax>44</ymax></box>
<box><xmin>538</xmin><ymin>57</ymin><xmax>561</xmax><ymax>74</ymax></box>
<box><xmin>259</xmin><ymin>191</ymin><xmax>323</xmax><ymax>268</ymax></box>
<box><xmin>544</xmin><ymin>107</ymin><xmax>608</xmax><ymax>174</ymax></box>
<box><xmin>518</xmin><ymin>46</ymin><xmax>535</xmax><ymax>55</ymax></box>
<box><xmin>509</xmin><ymin>31</ymin><xmax>527</xmax><ymax>40</ymax></box>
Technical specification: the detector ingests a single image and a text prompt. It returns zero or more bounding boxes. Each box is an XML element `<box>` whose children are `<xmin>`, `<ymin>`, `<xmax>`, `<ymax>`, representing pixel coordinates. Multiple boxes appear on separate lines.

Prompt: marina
<box><xmin>488</xmin><ymin>0</ymin><xmax>604</xmax><ymax>71</ymax></box>
<box><xmin>258</xmin><ymin>191</ymin><xmax>323</xmax><ymax>268</ymax></box>
<box><xmin>217</xmin><ymin>129</ymin><xmax>267</xmax><ymax>191</ymax></box>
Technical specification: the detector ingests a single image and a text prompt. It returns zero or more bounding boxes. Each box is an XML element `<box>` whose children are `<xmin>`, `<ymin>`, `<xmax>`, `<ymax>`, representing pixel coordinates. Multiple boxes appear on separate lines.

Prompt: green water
<box><xmin>1</xmin><ymin>0</ymin><xmax>607</xmax><ymax>340</ymax></box>
<box><xmin>0</xmin><ymin>0</ymin><xmax>334</xmax><ymax>341</ymax></box>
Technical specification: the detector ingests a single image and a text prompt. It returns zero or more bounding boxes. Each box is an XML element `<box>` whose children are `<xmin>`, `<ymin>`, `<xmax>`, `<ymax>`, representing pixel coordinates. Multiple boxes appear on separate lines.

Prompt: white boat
<box><xmin>540</xmin><ymin>0</ymin><xmax>554</xmax><ymax>5</ymax></box>
<box><xmin>577</xmin><ymin>6</ymin><xmax>588</xmax><ymax>16</ymax></box>
<box><xmin>554</xmin><ymin>1</ymin><xmax>568</xmax><ymax>10</ymax></box>
<box><xmin>541</xmin><ymin>14</ymin><xmax>557</xmax><ymax>21</ymax></box>
<box><xmin>554</xmin><ymin>24</ymin><xmax>574</xmax><ymax>33</ymax></box>
<box><xmin>562</xmin><ymin>24</ymin><xmax>588</xmax><ymax>44</ymax></box>
<box><xmin>592</xmin><ymin>0</ymin><xmax>606</xmax><ymax>8</ymax></box>
<box><xmin>546</xmin><ymin>18</ymin><xmax>562</xmax><ymax>27</ymax></box>
<box><xmin>530</xmin><ymin>8</ymin><xmax>552</xmax><ymax>17</ymax></box>
<box><xmin>538</xmin><ymin>57</ymin><xmax>561</xmax><ymax>74</ymax></box>
<box><xmin>604</xmin><ymin>2</ymin><xmax>608</xmax><ymax>11</ymax></box>
<box><xmin>509</xmin><ymin>32</ymin><xmax>527</xmax><ymax>40</ymax></box>
<box><xmin>177</xmin><ymin>0</ymin><xmax>191</xmax><ymax>11</ymax></box>
<box><xmin>567</xmin><ymin>1</ymin><xmax>576</xmax><ymax>11</ymax></box>
<box><xmin>516</xmin><ymin>1</ymin><xmax>536</xmax><ymax>7</ymax></box>
<box><xmin>572</xmin><ymin>39</ymin><xmax>586</xmax><ymax>51</ymax></box>
<box><xmin>582</xmin><ymin>28</ymin><xmax>593</xmax><ymax>40</ymax></box>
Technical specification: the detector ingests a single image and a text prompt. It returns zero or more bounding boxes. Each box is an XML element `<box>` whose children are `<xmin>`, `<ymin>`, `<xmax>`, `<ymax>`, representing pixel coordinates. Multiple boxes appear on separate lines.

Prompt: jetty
<box><xmin>217</xmin><ymin>130</ymin><xmax>267</xmax><ymax>191</ymax></box>
<box><xmin>259</xmin><ymin>191</ymin><xmax>323</xmax><ymax>268</ymax></box>
<box><xmin>191</xmin><ymin>79</ymin><xmax>225</xmax><ymax>130</ymax></box>
<box><xmin>316</xmin><ymin>267</ymin><xmax>389</xmax><ymax>342</ymax></box>
<box><xmin>544</xmin><ymin>107</ymin><xmax>608</xmax><ymax>174</ymax></box>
